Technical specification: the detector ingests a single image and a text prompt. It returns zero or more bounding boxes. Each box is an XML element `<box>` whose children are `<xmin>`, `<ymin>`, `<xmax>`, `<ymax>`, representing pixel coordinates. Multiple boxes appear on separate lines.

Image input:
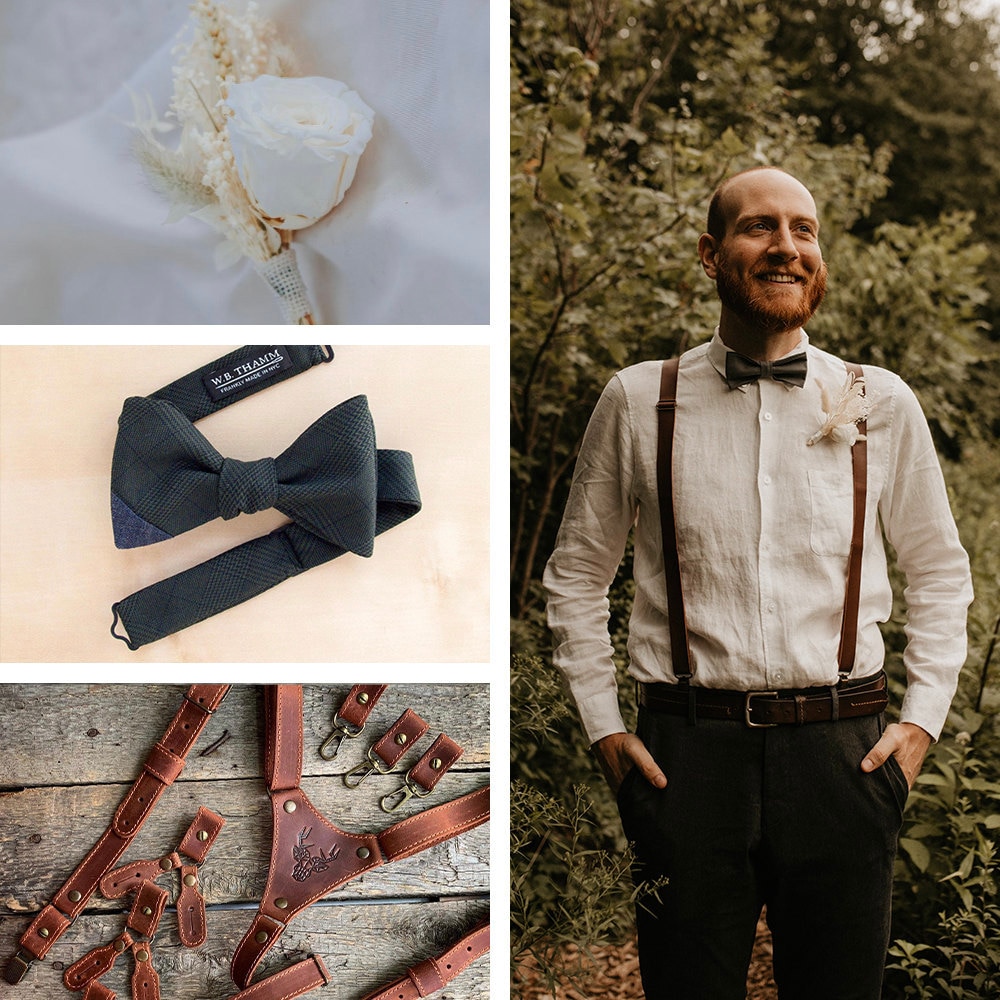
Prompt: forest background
<box><xmin>510</xmin><ymin>1</ymin><xmax>1000</xmax><ymax>997</ymax></box>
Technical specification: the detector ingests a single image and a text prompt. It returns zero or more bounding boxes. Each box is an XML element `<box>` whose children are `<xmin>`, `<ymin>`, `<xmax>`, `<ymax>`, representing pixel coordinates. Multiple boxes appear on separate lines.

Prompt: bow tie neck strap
<box><xmin>151</xmin><ymin>345</ymin><xmax>333</xmax><ymax>422</ymax></box>
<box><xmin>110</xmin><ymin>450</ymin><xmax>421</xmax><ymax>650</ymax></box>
<box><xmin>724</xmin><ymin>350</ymin><xmax>808</xmax><ymax>388</ymax></box>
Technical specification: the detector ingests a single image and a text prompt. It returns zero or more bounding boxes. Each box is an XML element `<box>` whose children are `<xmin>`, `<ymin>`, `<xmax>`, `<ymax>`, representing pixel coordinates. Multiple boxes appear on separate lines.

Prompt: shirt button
<box><xmin>767</xmin><ymin>602</ymin><xmax>776</xmax><ymax>613</ymax></box>
<box><xmin>762</xmin><ymin>475</ymin><xmax>772</xmax><ymax>485</ymax></box>
<box><xmin>763</xmin><ymin>412</ymin><xmax>773</xmax><ymax>421</ymax></box>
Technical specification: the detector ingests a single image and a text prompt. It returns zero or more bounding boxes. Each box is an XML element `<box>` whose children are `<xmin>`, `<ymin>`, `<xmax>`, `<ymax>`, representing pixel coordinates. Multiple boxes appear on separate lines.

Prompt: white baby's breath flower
<box><xmin>807</xmin><ymin>371</ymin><xmax>874</xmax><ymax>446</ymax></box>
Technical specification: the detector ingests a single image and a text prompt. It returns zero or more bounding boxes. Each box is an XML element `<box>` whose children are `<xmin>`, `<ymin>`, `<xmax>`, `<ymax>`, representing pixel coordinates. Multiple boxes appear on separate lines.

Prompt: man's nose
<box><xmin>768</xmin><ymin>224</ymin><xmax>799</xmax><ymax>260</ymax></box>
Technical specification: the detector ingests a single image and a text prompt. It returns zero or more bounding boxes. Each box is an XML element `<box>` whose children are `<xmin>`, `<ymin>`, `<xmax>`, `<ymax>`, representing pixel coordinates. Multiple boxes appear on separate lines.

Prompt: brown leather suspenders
<box><xmin>4</xmin><ymin>685</ymin><xmax>232</xmax><ymax>987</ymax></box>
<box><xmin>5</xmin><ymin>686</ymin><xmax>489</xmax><ymax>1000</ymax></box>
<box><xmin>656</xmin><ymin>357</ymin><xmax>868</xmax><ymax>683</ymax></box>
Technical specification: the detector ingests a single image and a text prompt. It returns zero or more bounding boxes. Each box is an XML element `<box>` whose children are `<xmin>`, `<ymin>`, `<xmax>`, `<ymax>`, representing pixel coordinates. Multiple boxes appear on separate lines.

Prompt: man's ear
<box><xmin>698</xmin><ymin>233</ymin><xmax>719</xmax><ymax>279</ymax></box>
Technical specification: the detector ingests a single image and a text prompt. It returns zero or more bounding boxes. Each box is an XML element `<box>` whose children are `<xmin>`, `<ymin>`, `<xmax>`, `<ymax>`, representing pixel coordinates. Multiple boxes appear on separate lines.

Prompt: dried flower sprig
<box><xmin>807</xmin><ymin>371</ymin><xmax>874</xmax><ymax>446</ymax></box>
<box><xmin>129</xmin><ymin>1</ymin><xmax>371</xmax><ymax>324</ymax></box>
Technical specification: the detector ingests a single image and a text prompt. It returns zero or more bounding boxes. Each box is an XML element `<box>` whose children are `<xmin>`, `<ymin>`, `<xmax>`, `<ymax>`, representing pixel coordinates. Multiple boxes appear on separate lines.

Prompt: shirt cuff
<box><xmin>573</xmin><ymin>689</ymin><xmax>628</xmax><ymax>747</ymax></box>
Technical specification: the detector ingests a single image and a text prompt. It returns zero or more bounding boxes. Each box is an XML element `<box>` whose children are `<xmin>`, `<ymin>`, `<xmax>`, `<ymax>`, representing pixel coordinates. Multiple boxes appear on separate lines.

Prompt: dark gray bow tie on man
<box><xmin>109</xmin><ymin>346</ymin><xmax>421</xmax><ymax>650</ymax></box>
<box><xmin>724</xmin><ymin>350</ymin><xmax>808</xmax><ymax>388</ymax></box>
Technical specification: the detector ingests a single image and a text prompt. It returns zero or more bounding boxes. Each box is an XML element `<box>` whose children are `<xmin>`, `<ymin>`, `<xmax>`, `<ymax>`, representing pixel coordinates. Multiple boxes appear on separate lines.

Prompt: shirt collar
<box><xmin>708</xmin><ymin>328</ymin><xmax>810</xmax><ymax>392</ymax></box>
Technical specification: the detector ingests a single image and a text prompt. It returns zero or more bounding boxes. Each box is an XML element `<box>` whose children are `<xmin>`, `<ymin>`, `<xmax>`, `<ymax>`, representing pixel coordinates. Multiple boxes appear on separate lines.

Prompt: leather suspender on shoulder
<box><xmin>655</xmin><ymin>358</ymin><xmax>691</xmax><ymax>681</ymax></box>
<box><xmin>656</xmin><ymin>357</ymin><xmax>868</xmax><ymax>684</ymax></box>
<box><xmin>837</xmin><ymin>361</ymin><xmax>868</xmax><ymax>678</ymax></box>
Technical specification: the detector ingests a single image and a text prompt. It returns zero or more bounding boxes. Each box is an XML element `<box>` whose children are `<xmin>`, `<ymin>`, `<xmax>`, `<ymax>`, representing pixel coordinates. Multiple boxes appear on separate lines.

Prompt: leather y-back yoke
<box><xmin>230</xmin><ymin>686</ymin><xmax>490</xmax><ymax>989</ymax></box>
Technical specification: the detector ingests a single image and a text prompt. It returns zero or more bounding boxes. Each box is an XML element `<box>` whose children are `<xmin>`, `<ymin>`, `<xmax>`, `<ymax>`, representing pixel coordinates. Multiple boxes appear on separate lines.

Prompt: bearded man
<box><xmin>543</xmin><ymin>167</ymin><xmax>972</xmax><ymax>1000</ymax></box>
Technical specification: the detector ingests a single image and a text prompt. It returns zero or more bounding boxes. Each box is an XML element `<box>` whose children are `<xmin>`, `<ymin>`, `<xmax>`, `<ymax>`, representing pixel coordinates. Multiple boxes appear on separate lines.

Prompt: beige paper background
<box><xmin>0</xmin><ymin>344</ymin><xmax>489</xmax><ymax>662</ymax></box>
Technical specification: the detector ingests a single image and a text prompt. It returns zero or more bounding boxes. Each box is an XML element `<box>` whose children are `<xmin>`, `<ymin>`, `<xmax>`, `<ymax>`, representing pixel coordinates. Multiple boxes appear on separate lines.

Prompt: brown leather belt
<box><xmin>639</xmin><ymin>672</ymin><xmax>887</xmax><ymax>727</ymax></box>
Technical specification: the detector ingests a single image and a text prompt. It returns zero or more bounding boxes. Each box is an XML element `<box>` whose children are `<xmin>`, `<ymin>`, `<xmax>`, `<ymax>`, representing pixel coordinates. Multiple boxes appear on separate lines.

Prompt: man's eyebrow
<box><xmin>734</xmin><ymin>212</ymin><xmax>819</xmax><ymax>229</ymax></box>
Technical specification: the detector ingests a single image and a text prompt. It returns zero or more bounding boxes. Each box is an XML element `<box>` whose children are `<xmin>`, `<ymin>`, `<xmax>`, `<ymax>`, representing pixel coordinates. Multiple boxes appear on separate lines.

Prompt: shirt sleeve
<box><xmin>878</xmin><ymin>376</ymin><xmax>974</xmax><ymax>740</ymax></box>
<box><xmin>543</xmin><ymin>375</ymin><xmax>639</xmax><ymax>746</ymax></box>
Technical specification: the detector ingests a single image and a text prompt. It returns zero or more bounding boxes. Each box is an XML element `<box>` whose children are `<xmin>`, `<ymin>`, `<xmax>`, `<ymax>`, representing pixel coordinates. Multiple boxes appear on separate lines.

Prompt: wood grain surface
<box><xmin>0</xmin><ymin>683</ymin><xmax>490</xmax><ymax>1000</ymax></box>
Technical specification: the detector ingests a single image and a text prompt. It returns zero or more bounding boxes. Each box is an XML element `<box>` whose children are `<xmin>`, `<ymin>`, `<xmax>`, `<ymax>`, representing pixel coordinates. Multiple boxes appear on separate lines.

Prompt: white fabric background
<box><xmin>0</xmin><ymin>0</ymin><xmax>489</xmax><ymax>324</ymax></box>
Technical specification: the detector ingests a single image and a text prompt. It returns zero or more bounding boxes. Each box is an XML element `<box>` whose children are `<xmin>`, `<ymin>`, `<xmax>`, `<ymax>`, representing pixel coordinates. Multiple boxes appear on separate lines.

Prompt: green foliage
<box><xmin>886</xmin><ymin>713</ymin><xmax>1000</xmax><ymax>998</ymax></box>
<box><xmin>510</xmin><ymin>654</ymin><xmax>656</xmax><ymax>995</ymax></box>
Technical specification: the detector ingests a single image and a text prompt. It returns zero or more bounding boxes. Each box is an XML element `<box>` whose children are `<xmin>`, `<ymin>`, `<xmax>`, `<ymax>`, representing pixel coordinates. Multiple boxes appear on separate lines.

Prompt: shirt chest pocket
<box><xmin>807</xmin><ymin>469</ymin><xmax>854</xmax><ymax>557</ymax></box>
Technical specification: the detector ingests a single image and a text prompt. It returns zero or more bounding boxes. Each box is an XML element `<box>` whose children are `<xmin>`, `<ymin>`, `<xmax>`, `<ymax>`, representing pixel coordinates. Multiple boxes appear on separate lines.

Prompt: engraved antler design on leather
<box><xmin>291</xmin><ymin>827</ymin><xmax>340</xmax><ymax>882</ymax></box>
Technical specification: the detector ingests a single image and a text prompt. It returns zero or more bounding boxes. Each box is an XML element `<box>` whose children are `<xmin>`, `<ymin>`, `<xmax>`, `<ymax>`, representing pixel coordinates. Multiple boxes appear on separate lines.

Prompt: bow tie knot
<box><xmin>218</xmin><ymin>456</ymin><xmax>279</xmax><ymax>520</ymax></box>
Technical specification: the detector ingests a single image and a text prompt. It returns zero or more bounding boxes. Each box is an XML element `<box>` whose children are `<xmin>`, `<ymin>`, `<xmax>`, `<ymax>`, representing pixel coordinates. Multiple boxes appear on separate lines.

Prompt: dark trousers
<box><xmin>616</xmin><ymin>706</ymin><xmax>909</xmax><ymax>1000</ymax></box>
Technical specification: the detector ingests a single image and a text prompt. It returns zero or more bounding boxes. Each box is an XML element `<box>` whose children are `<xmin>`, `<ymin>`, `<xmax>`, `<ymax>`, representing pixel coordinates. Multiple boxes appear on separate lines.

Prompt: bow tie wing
<box><xmin>272</xmin><ymin>395</ymin><xmax>379</xmax><ymax>557</ymax></box>
<box><xmin>111</xmin><ymin>397</ymin><xmax>227</xmax><ymax>548</ymax></box>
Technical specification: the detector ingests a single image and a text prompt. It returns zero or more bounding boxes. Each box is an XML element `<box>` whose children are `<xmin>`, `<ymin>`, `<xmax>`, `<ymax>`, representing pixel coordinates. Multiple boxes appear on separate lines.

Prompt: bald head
<box><xmin>706</xmin><ymin>168</ymin><xmax>817</xmax><ymax>241</ymax></box>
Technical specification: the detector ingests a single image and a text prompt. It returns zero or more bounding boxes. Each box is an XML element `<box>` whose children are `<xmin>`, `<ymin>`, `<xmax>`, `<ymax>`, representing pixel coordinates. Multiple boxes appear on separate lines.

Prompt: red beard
<box><xmin>715</xmin><ymin>251</ymin><xmax>828</xmax><ymax>334</ymax></box>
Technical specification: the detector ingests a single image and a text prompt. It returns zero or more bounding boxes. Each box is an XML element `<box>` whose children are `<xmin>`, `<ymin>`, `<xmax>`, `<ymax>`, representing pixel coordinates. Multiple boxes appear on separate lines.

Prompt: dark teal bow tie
<box><xmin>111</xmin><ymin>393</ymin><xmax>381</xmax><ymax>556</ymax></box>
<box><xmin>109</xmin><ymin>346</ymin><xmax>421</xmax><ymax>650</ymax></box>
<box><xmin>724</xmin><ymin>350</ymin><xmax>808</xmax><ymax>388</ymax></box>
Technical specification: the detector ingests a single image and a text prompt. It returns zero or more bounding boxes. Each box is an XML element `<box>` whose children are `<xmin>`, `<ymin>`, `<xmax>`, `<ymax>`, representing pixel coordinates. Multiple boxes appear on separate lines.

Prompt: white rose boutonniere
<box><xmin>807</xmin><ymin>370</ymin><xmax>874</xmax><ymax>446</ymax></box>
<box><xmin>224</xmin><ymin>75</ymin><xmax>375</xmax><ymax>230</ymax></box>
<box><xmin>129</xmin><ymin>1</ymin><xmax>375</xmax><ymax>324</ymax></box>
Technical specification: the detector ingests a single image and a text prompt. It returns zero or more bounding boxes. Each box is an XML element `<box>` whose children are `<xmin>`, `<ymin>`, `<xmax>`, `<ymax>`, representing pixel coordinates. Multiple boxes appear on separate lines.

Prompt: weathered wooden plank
<box><xmin>0</xmin><ymin>684</ymin><xmax>489</xmax><ymax>788</ymax></box>
<box><xmin>1</xmin><ymin>774</ymin><xmax>489</xmax><ymax>912</ymax></box>
<box><xmin>0</xmin><ymin>897</ymin><xmax>489</xmax><ymax>1000</ymax></box>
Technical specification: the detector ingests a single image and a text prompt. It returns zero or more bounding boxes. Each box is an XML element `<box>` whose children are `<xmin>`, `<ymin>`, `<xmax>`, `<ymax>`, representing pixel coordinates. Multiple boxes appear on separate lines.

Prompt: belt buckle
<box><xmin>744</xmin><ymin>690</ymin><xmax>779</xmax><ymax>728</ymax></box>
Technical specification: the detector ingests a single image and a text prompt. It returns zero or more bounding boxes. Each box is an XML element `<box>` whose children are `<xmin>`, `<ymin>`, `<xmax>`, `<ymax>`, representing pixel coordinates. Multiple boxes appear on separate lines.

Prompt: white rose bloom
<box><xmin>224</xmin><ymin>75</ymin><xmax>375</xmax><ymax>230</ymax></box>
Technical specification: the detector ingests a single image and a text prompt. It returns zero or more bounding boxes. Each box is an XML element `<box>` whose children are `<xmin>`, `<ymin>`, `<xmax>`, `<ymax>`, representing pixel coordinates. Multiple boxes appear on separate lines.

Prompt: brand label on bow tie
<box><xmin>202</xmin><ymin>347</ymin><xmax>293</xmax><ymax>402</ymax></box>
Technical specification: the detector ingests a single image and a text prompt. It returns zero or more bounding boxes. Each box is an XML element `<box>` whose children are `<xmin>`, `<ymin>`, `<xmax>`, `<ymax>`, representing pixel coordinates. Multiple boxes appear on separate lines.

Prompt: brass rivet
<box><xmin>394</xmin><ymin>733</ymin><xmax>408</xmax><ymax>746</ymax></box>
<box><xmin>183</xmin><ymin>874</ymin><xmax>197</xmax><ymax>887</ymax></box>
<box><xmin>255</xmin><ymin>931</ymin><xmax>268</xmax><ymax>944</ymax></box>
<box><xmin>136</xmin><ymin>949</ymin><xmax>149</xmax><ymax>963</ymax></box>
<box><xmin>142</xmin><ymin>906</ymin><xmax>153</xmax><ymax>917</ymax></box>
<box><xmin>431</xmin><ymin>758</ymin><xmax>443</xmax><ymax>770</ymax></box>
<box><xmin>275</xmin><ymin>897</ymin><xmax>288</xmax><ymax>910</ymax></box>
<box><xmin>357</xmin><ymin>692</ymin><xmax>369</xmax><ymax>705</ymax></box>
<box><xmin>114</xmin><ymin>939</ymin><xmax>126</xmax><ymax>954</ymax></box>
<box><xmin>68</xmin><ymin>890</ymin><xmax>82</xmax><ymax>903</ymax></box>
<box><xmin>197</xmin><ymin>830</ymin><xmax>209</xmax><ymax>842</ymax></box>
<box><xmin>159</xmin><ymin>858</ymin><xmax>173</xmax><ymax>871</ymax></box>
<box><xmin>356</xmin><ymin>847</ymin><xmax>371</xmax><ymax>859</ymax></box>
<box><xmin>283</xmin><ymin>800</ymin><xmax>297</xmax><ymax>813</ymax></box>
<box><xmin>39</xmin><ymin>928</ymin><xmax>50</xmax><ymax>939</ymax></box>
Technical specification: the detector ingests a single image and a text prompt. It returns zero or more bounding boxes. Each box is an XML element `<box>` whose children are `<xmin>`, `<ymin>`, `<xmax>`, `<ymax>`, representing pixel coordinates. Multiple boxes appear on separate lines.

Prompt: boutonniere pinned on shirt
<box><xmin>807</xmin><ymin>370</ymin><xmax>874</xmax><ymax>446</ymax></box>
<box><xmin>130</xmin><ymin>0</ymin><xmax>374</xmax><ymax>324</ymax></box>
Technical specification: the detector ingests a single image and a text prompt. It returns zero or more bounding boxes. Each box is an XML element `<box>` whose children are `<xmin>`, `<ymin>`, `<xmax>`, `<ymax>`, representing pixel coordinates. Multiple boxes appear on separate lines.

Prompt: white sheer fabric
<box><xmin>0</xmin><ymin>0</ymin><xmax>489</xmax><ymax>324</ymax></box>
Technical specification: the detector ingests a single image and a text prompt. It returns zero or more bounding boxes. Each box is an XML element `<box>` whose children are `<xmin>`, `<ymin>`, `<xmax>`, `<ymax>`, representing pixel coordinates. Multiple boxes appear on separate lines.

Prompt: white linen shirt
<box><xmin>543</xmin><ymin>332</ymin><xmax>973</xmax><ymax>745</ymax></box>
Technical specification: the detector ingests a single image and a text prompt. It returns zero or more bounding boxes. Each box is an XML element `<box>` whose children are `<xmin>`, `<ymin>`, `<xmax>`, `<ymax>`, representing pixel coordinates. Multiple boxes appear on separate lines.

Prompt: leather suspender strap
<box><xmin>4</xmin><ymin>684</ymin><xmax>230</xmax><ymax>987</ymax></box>
<box><xmin>837</xmin><ymin>361</ymin><xmax>868</xmax><ymax>678</ymax></box>
<box><xmin>229</xmin><ymin>955</ymin><xmax>330</xmax><ymax>1000</ymax></box>
<box><xmin>656</xmin><ymin>358</ymin><xmax>692</xmax><ymax>680</ymax></box>
<box><xmin>360</xmin><ymin>920</ymin><xmax>490</xmax><ymax>1000</ymax></box>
